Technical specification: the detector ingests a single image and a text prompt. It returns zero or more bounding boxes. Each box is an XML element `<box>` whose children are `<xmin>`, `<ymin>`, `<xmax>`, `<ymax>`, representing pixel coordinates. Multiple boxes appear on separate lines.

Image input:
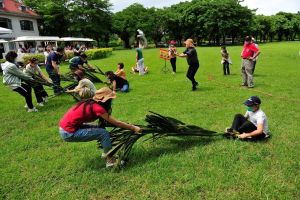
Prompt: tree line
<box><xmin>24</xmin><ymin>0</ymin><xmax>300</xmax><ymax>47</ymax></box>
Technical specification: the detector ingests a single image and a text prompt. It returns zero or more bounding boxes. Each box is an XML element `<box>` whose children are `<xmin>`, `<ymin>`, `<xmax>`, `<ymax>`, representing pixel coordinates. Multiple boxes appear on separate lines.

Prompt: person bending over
<box><xmin>105</xmin><ymin>71</ymin><xmax>129</xmax><ymax>93</ymax></box>
<box><xmin>59</xmin><ymin>87</ymin><xmax>141</xmax><ymax>167</ymax></box>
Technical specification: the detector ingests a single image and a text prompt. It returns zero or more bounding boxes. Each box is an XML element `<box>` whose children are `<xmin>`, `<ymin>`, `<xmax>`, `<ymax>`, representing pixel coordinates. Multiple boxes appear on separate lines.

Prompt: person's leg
<box><xmin>244</xmin><ymin>59</ymin><xmax>254</xmax><ymax>87</ymax></box>
<box><xmin>120</xmin><ymin>84</ymin><xmax>129</xmax><ymax>92</ymax></box>
<box><xmin>186</xmin><ymin>64</ymin><xmax>199</xmax><ymax>86</ymax></box>
<box><xmin>241</xmin><ymin>60</ymin><xmax>248</xmax><ymax>86</ymax></box>
<box><xmin>48</xmin><ymin>71</ymin><xmax>61</xmax><ymax>94</ymax></box>
<box><xmin>13</xmin><ymin>84</ymin><xmax>34</xmax><ymax>109</ymax></box>
<box><xmin>230</xmin><ymin>114</ymin><xmax>248</xmax><ymax>131</ymax></box>
<box><xmin>226</xmin><ymin>61</ymin><xmax>230</xmax><ymax>75</ymax></box>
<box><xmin>170</xmin><ymin>58</ymin><xmax>176</xmax><ymax>73</ymax></box>
<box><xmin>252</xmin><ymin>60</ymin><xmax>257</xmax><ymax>74</ymax></box>
<box><xmin>238</xmin><ymin>120</ymin><xmax>257</xmax><ymax>133</ymax></box>
<box><xmin>138</xmin><ymin>58</ymin><xmax>145</xmax><ymax>75</ymax></box>
<box><xmin>33</xmin><ymin>84</ymin><xmax>44</xmax><ymax>103</ymax></box>
<box><xmin>61</xmin><ymin>126</ymin><xmax>112</xmax><ymax>153</ymax></box>
<box><xmin>223</xmin><ymin>62</ymin><xmax>226</xmax><ymax>75</ymax></box>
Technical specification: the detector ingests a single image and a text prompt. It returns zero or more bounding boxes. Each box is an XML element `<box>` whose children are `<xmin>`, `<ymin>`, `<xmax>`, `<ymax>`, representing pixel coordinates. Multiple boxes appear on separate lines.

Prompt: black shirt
<box><xmin>111</xmin><ymin>75</ymin><xmax>128</xmax><ymax>89</ymax></box>
<box><xmin>183</xmin><ymin>47</ymin><xmax>199</xmax><ymax>65</ymax></box>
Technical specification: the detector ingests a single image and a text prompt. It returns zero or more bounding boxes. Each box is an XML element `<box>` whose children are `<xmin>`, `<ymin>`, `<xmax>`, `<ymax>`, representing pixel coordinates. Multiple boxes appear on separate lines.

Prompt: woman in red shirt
<box><xmin>59</xmin><ymin>87</ymin><xmax>141</xmax><ymax>167</ymax></box>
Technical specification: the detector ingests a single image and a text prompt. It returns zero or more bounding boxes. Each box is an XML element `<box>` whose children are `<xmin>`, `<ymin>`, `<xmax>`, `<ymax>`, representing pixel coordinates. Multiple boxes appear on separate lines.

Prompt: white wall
<box><xmin>0</xmin><ymin>14</ymin><xmax>39</xmax><ymax>39</ymax></box>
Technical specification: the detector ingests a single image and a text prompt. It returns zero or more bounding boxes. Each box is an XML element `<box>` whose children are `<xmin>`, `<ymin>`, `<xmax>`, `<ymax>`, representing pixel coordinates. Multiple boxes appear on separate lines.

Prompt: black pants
<box><xmin>231</xmin><ymin>114</ymin><xmax>266</xmax><ymax>139</ymax></box>
<box><xmin>13</xmin><ymin>83</ymin><xmax>34</xmax><ymax>109</ymax></box>
<box><xmin>186</xmin><ymin>63</ymin><xmax>199</xmax><ymax>86</ymax></box>
<box><xmin>223</xmin><ymin>61</ymin><xmax>230</xmax><ymax>75</ymax></box>
<box><xmin>170</xmin><ymin>57</ymin><xmax>176</xmax><ymax>73</ymax></box>
<box><xmin>47</xmin><ymin>70</ymin><xmax>61</xmax><ymax>94</ymax></box>
<box><xmin>33</xmin><ymin>84</ymin><xmax>48</xmax><ymax>103</ymax></box>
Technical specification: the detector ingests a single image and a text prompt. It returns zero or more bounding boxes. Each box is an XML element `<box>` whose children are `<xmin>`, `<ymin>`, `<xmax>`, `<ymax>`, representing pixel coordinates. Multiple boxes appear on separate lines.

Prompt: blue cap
<box><xmin>244</xmin><ymin>96</ymin><xmax>261</xmax><ymax>106</ymax></box>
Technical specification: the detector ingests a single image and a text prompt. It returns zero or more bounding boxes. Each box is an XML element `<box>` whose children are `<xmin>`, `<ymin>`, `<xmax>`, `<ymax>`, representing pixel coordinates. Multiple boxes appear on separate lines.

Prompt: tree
<box><xmin>112</xmin><ymin>3</ymin><xmax>148</xmax><ymax>48</ymax></box>
<box><xmin>67</xmin><ymin>0</ymin><xmax>112</xmax><ymax>46</ymax></box>
<box><xmin>24</xmin><ymin>0</ymin><xmax>69</xmax><ymax>37</ymax></box>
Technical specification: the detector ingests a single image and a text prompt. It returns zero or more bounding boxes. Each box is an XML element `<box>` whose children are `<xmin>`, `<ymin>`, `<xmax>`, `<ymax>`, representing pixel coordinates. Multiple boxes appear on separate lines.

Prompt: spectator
<box><xmin>220</xmin><ymin>46</ymin><xmax>231</xmax><ymax>75</ymax></box>
<box><xmin>168</xmin><ymin>40</ymin><xmax>177</xmax><ymax>74</ymax></box>
<box><xmin>241</xmin><ymin>36</ymin><xmax>260</xmax><ymax>88</ymax></box>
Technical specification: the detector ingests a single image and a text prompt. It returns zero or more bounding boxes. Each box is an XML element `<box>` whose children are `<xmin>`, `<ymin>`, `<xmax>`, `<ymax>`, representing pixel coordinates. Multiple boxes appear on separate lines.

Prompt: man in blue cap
<box><xmin>225</xmin><ymin>96</ymin><xmax>270</xmax><ymax>140</ymax></box>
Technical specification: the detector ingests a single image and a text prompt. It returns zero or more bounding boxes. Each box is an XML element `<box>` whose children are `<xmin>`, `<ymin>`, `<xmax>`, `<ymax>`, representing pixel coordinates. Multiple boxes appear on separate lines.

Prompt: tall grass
<box><xmin>0</xmin><ymin>42</ymin><xmax>299</xmax><ymax>199</ymax></box>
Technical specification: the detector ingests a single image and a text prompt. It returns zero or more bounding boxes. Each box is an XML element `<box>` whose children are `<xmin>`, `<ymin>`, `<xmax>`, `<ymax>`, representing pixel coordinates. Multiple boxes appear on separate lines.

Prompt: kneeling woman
<box><xmin>59</xmin><ymin>87</ymin><xmax>141</xmax><ymax>167</ymax></box>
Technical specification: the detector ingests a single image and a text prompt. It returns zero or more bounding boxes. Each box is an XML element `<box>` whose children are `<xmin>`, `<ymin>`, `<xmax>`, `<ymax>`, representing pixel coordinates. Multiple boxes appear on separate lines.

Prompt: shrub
<box><xmin>64</xmin><ymin>50</ymin><xmax>74</xmax><ymax>60</ymax></box>
<box><xmin>85</xmin><ymin>48</ymin><xmax>113</xmax><ymax>60</ymax></box>
<box><xmin>22</xmin><ymin>53</ymin><xmax>45</xmax><ymax>64</ymax></box>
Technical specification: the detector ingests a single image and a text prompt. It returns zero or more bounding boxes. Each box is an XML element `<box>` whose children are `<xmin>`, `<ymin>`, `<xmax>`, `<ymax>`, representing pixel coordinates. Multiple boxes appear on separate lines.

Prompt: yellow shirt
<box><xmin>115</xmin><ymin>69</ymin><xmax>126</xmax><ymax>80</ymax></box>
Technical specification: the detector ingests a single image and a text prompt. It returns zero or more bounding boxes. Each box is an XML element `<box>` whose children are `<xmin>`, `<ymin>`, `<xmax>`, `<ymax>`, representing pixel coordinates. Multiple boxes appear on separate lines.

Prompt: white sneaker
<box><xmin>28</xmin><ymin>107</ymin><xmax>38</xmax><ymax>112</ymax></box>
<box><xmin>43</xmin><ymin>97</ymin><xmax>48</xmax><ymax>103</ymax></box>
<box><xmin>38</xmin><ymin>102</ymin><xmax>44</xmax><ymax>107</ymax></box>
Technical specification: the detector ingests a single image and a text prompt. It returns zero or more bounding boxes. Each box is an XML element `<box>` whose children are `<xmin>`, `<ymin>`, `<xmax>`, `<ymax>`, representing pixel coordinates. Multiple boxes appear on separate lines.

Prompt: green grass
<box><xmin>0</xmin><ymin>42</ymin><xmax>299</xmax><ymax>200</ymax></box>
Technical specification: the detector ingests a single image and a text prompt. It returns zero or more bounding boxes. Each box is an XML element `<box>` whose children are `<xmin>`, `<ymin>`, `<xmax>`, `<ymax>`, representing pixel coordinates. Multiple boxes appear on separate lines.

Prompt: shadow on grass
<box><xmin>86</xmin><ymin>136</ymin><xmax>221</xmax><ymax>170</ymax></box>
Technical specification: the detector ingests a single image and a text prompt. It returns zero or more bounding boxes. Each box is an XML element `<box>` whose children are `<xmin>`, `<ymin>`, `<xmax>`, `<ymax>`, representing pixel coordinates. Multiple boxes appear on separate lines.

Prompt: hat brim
<box><xmin>93</xmin><ymin>91</ymin><xmax>116</xmax><ymax>102</ymax></box>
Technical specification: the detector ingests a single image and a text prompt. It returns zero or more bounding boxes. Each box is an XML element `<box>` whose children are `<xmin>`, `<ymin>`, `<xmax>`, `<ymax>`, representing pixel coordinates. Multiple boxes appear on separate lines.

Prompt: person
<box><xmin>251</xmin><ymin>37</ymin><xmax>259</xmax><ymax>74</ymax></box>
<box><xmin>24</xmin><ymin>57</ymin><xmax>50</xmax><ymax>106</ymax></box>
<box><xmin>220</xmin><ymin>46</ymin><xmax>232</xmax><ymax>75</ymax></box>
<box><xmin>17</xmin><ymin>45</ymin><xmax>26</xmax><ymax>54</ymax></box>
<box><xmin>43</xmin><ymin>44</ymin><xmax>53</xmax><ymax>64</ymax></box>
<box><xmin>0</xmin><ymin>43</ymin><xmax>5</xmax><ymax>59</ymax></box>
<box><xmin>46</xmin><ymin>47</ymin><xmax>64</xmax><ymax>95</ymax></box>
<box><xmin>131</xmin><ymin>62</ymin><xmax>149</xmax><ymax>74</ymax></box>
<box><xmin>73</xmin><ymin>44</ymin><xmax>86</xmax><ymax>56</ymax></box>
<box><xmin>241</xmin><ymin>36</ymin><xmax>260</xmax><ymax>88</ymax></box>
<box><xmin>59</xmin><ymin>87</ymin><xmax>141</xmax><ymax>167</ymax></box>
<box><xmin>178</xmin><ymin>39</ymin><xmax>200</xmax><ymax>91</ymax></box>
<box><xmin>1</xmin><ymin>51</ymin><xmax>37</xmax><ymax>112</ymax></box>
<box><xmin>115</xmin><ymin>62</ymin><xmax>126</xmax><ymax>80</ymax></box>
<box><xmin>224</xmin><ymin>96</ymin><xmax>270</xmax><ymax>140</ymax></box>
<box><xmin>168</xmin><ymin>40</ymin><xmax>177</xmax><ymax>74</ymax></box>
<box><xmin>69</xmin><ymin>53</ymin><xmax>95</xmax><ymax>72</ymax></box>
<box><xmin>105</xmin><ymin>71</ymin><xmax>129</xmax><ymax>93</ymax></box>
<box><xmin>135</xmin><ymin>48</ymin><xmax>145</xmax><ymax>75</ymax></box>
<box><xmin>66</xmin><ymin>70</ymin><xmax>96</xmax><ymax>100</ymax></box>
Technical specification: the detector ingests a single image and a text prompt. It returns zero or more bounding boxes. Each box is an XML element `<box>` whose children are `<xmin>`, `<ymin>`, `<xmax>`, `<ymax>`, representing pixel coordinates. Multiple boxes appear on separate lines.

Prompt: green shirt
<box><xmin>136</xmin><ymin>48</ymin><xmax>143</xmax><ymax>60</ymax></box>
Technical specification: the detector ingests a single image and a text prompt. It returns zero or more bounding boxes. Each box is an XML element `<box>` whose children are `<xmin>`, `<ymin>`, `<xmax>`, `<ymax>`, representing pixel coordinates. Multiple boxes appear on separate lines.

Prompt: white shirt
<box><xmin>24</xmin><ymin>64</ymin><xmax>42</xmax><ymax>76</ymax></box>
<box><xmin>245</xmin><ymin>109</ymin><xmax>269</xmax><ymax>135</ymax></box>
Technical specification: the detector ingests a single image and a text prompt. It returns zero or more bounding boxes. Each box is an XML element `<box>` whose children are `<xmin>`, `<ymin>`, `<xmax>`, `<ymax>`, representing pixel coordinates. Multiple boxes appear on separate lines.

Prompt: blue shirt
<box><xmin>46</xmin><ymin>52</ymin><xmax>60</xmax><ymax>72</ymax></box>
<box><xmin>69</xmin><ymin>56</ymin><xmax>87</xmax><ymax>66</ymax></box>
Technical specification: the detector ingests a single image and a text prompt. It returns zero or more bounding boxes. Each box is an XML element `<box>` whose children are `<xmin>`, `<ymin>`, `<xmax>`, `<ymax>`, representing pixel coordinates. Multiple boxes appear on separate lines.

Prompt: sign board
<box><xmin>159</xmin><ymin>48</ymin><xmax>170</xmax><ymax>60</ymax></box>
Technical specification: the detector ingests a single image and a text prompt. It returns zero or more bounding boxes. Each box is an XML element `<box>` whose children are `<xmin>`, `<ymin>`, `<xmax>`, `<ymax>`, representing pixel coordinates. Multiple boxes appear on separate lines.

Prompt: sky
<box><xmin>110</xmin><ymin>0</ymin><xmax>300</xmax><ymax>15</ymax></box>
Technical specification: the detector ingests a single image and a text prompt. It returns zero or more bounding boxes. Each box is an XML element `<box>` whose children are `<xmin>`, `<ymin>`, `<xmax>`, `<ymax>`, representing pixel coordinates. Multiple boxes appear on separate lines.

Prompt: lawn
<box><xmin>0</xmin><ymin>42</ymin><xmax>299</xmax><ymax>200</ymax></box>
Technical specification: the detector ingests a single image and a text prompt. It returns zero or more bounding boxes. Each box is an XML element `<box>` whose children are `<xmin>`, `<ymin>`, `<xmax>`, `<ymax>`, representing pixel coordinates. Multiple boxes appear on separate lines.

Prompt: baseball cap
<box><xmin>244</xmin><ymin>96</ymin><xmax>261</xmax><ymax>106</ymax></box>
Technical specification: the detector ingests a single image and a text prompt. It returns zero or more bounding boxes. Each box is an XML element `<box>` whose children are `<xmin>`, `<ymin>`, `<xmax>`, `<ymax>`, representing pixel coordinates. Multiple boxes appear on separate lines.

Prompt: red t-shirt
<box><xmin>241</xmin><ymin>43</ymin><xmax>259</xmax><ymax>59</ymax></box>
<box><xmin>59</xmin><ymin>102</ymin><xmax>107</xmax><ymax>133</ymax></box>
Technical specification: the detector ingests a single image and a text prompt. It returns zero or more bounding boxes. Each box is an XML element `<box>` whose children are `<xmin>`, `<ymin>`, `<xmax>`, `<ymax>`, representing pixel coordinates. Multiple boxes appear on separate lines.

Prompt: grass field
<box><xmin>0</xmin><ymin>42</ymin><xmax>299</xmax><ymax>200</ymax></box>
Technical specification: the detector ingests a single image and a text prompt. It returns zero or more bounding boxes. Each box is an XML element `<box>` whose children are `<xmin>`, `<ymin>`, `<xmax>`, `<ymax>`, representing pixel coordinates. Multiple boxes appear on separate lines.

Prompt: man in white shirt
<box><xmin>225</xmin><ymin>96</ymin><xmax>270</xmax><ymax>140</ymax></box>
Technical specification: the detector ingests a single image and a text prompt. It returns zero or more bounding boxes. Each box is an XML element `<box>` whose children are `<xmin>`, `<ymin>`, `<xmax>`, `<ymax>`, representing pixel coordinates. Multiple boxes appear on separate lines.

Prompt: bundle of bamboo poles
<box><xmin>98</xmin><ymin>111</ymin><xmax>220</xmax><ymax>167</ymax></box>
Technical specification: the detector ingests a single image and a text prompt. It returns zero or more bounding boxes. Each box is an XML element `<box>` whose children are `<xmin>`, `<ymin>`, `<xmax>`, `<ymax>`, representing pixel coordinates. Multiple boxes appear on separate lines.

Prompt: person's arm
<box><xmin>238</xmin><ymin>123</ymin><xmax>264</xmax><ymax>139</ymax></box>
<box><xmin>51</xmin><ymin>61</ymin><xmax>60</xmax><ymax>74</ymax></box>
<box><xmin>249</xmin><ymin>45</ymin><xmax>260</xmax><ymax>60</ymax></box>
<box><xmin>100</xmin><ymin>113</ymin><xmax>141</xmax><ymax>133</ymax></box>
<box><xmin>112</xmin><ymin>80</ymin><xmax>117</xmax><ymax>92</ymax></box>
<box><xmin>8</xmin><ymin>65</ymin><xmax>33</xmax><ymax>81</ymax></box>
